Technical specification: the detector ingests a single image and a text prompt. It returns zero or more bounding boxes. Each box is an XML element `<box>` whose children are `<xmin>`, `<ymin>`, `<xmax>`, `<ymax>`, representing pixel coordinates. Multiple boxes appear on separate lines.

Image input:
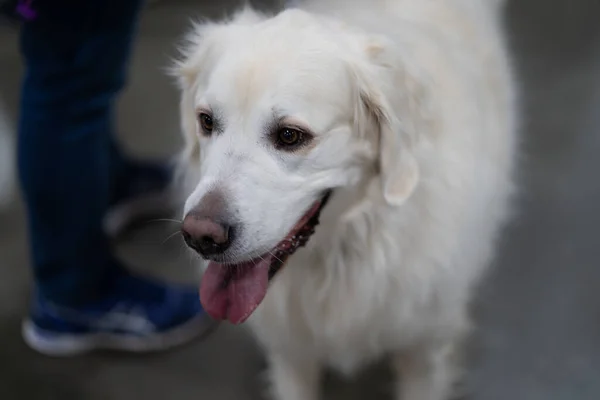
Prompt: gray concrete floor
<box><xmin>1</xmin><ymin>0</ymin><xmax>600</xmax><ymax>399</ymax></box>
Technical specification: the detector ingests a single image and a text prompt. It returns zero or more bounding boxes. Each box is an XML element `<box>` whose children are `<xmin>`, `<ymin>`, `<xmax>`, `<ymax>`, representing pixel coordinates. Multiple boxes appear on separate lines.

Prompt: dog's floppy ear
<box><xmin>353</xmin><ymin>37</ymin><xmax>432</xmax><ymax>206</ymax></box>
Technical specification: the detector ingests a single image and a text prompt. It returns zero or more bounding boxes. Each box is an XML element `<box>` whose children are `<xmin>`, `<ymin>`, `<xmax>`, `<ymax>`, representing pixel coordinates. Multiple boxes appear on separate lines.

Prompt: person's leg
<box><xmin>18</xmin><ymin>0</ymin><xmax>211</xmax><ymax>356</ymax></box>
<box><xmin>18</xmin><ymin>0</ymin><xmax>141</xmax><ymax>305</ymax></box>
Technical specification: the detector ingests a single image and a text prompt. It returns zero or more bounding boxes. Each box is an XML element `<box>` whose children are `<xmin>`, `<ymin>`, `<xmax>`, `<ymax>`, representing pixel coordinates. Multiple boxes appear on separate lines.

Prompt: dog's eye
<box><xmin>198</xmin><ymin>113</ymin><xmax>214</xmax><ymax>135</ymax></box>
<box><xmin>276</xmin><ymin>128</ymin><xmax>305</xmax><ymax>149</ymax></box>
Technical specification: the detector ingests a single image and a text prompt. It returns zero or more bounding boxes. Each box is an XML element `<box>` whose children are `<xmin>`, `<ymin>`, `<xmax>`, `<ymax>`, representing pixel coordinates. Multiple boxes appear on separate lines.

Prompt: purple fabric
<box><xmin>16</xmin><ymin>0</ymin><xmax>36</xmax><ymax>21</ymax></box>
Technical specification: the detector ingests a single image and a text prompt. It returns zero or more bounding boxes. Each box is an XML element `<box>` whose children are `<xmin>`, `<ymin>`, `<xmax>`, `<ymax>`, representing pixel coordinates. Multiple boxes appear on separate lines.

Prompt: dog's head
<box><xmin>173</xmin><ymin>7</ymin><xmax>430</xmax><ymax>324</ymax></box>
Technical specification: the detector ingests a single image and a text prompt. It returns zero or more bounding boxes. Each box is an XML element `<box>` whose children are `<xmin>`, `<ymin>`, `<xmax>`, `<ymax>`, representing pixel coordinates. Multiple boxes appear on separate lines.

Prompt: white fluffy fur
<box><xmin>176</xmin><ymin>0</ymin><xmax>517</xmax><ymax>399</ymax></box>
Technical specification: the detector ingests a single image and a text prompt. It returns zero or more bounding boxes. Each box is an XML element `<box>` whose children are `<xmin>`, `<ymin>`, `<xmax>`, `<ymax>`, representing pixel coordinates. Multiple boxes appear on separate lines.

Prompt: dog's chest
<box><xmin>250</xmin><ymin>256</ymin><xmax>419</xmax><ymax>375</ymax></box>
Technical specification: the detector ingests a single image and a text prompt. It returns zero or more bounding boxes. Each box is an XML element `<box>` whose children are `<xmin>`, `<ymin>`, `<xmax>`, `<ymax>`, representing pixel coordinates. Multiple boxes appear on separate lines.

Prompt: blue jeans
<box><xmin>18</xmin><ymin>0</ymin><xmax>144</xmax><ymax>306</ymax></box>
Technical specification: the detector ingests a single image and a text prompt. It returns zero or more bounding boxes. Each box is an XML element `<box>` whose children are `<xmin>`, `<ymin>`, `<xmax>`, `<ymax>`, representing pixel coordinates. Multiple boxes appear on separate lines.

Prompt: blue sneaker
<box><xmin>22</xmin><ymin>273</ymin><xmax>216</xmax><ymax>357</ymax></box>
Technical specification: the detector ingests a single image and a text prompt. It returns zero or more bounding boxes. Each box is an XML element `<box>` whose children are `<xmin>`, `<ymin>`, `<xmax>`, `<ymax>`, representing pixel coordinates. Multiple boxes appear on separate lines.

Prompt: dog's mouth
<box><xmin>199</xmin><ymin>191</ymin><xmax>332</xmax><ymax>324</ymax></box>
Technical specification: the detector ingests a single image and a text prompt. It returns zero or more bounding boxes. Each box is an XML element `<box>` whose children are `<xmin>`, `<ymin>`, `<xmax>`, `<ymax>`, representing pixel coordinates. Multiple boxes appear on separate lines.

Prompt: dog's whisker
<box><xmin>255</xmin><ymin>252</ymin><xmax>270</xmax><ymax>265</ymax></box>
<box><xmin>148</xmin><ymin>218</ymin><xmax>183</xmax><ymax>224</ymax></box>
<box><xmin>266</xmin><ymin>249</ymin><xmax>284</xmax><ymax>264</ymax></box>
<box><xmin>186</xmin><ymin>246</ymin><xmax>196</xmax><ymax>267</ymax></box>
<box><xmin>162</xmin><ymin>230</ymin><xmax>182</xmax><ymax>245</ymax></box>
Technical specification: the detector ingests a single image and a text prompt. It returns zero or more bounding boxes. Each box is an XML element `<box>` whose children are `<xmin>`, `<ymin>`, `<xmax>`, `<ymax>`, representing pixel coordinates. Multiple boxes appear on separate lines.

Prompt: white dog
<box><xmin>176</xmin><ymin>0</ymin><xmax>517</xmax><ymax>399</ymax></box>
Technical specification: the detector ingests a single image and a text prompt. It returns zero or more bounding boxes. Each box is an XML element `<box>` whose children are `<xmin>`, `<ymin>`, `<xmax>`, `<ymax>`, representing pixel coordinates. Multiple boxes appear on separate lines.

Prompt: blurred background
<box><xmin>0</xmin><ymin>0</ymin><xmax>599</xmax><ymax>399</ymax></box>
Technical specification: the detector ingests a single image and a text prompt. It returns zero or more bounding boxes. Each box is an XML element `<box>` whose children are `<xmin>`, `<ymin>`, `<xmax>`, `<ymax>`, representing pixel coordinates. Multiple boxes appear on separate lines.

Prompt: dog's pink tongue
<box><xmin>200</xmin><ymin>259</ymin><xmax>270</xmax><ymax>324</ymax></box>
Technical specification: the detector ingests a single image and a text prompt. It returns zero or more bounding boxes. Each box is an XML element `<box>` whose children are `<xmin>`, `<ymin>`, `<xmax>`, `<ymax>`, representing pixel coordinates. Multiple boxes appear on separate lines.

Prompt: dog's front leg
<box><xmin>393</xmin><ymin>341</ymin><xmax>461</xmax><ymax>400</ymax></box>
<box><xmin>267</xmin><ymin>352</ymin><xmax>321</xmax><ymax>400</ymax></box>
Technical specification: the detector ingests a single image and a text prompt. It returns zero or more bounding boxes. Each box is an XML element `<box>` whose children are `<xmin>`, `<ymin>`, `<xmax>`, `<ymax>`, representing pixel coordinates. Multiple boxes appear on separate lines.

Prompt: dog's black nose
<box><xmin>181</xmin><ymin>190</ymin><xmax>234</xmax><ymax>258</ymax></box>
<box><xmin>181</xmin><ymin>216</ymin><xmax>232</xmax><ymax>257</ymax></box>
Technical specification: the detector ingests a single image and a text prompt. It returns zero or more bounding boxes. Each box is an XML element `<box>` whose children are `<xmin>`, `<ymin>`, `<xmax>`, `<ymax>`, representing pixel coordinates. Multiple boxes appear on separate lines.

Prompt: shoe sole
<box><xmin>22</xmin><ymin>316</ymin><xmax>218</xmax><ymax>357</ymax></box>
